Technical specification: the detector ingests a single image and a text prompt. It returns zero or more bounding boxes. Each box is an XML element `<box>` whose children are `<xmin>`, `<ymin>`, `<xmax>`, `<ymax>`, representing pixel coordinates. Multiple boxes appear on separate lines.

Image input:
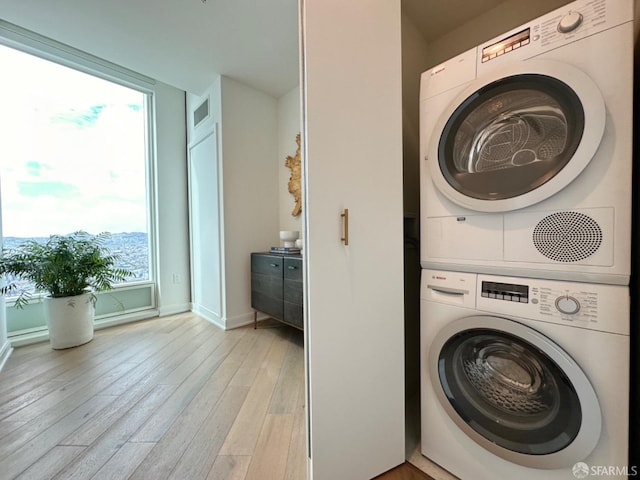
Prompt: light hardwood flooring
<box><xmin>0</xmin><ymin>313</ymin><xmax>306</xmax><ymax>480</ymax></box>
<box><xmin>377</xmin><ymin>463</ymin><xmax>435</xmax><ymax>480</ymax></box>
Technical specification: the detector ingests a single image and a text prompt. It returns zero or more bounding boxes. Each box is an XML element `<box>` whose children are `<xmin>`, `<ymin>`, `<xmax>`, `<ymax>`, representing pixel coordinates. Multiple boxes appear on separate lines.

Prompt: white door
<box><xmin>188</xmin><ymin>129</ymin><xmax>222</xmax><ymax>322</ymax></box>
<box><xmin>301</xmin><ymin>0</ymin><xmax>405</xmax><ymax>478</ymax></box>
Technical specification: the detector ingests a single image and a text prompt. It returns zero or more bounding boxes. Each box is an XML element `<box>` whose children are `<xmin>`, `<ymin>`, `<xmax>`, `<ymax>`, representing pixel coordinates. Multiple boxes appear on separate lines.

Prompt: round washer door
<box><xmin>428</xmin><ymin>60</ymin><xmax>605</xmax><ymax>212</ymax></box>
<box><xmin>429</xmin><ymin>315</ymin><xmax>601</xmax><ymax>469</ymax></box>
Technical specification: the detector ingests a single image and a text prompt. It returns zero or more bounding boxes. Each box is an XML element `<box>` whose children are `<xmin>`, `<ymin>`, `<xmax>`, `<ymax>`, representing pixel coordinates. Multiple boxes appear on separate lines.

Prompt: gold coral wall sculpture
<box><xmin>285</xmin><ymin>133</ymin><xmax>302</xmax><ymax>216</ymax></box>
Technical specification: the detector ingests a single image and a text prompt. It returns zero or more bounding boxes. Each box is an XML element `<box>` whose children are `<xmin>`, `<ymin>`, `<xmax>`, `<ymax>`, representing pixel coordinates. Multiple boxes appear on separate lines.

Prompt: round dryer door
<box><xmin>428</xmin><ymin>60</ymin><xmax>605</xmax><ymax>212</ymax></box>
<box><xmin>429</xmin><ymin>315</ymin><xmax>601</xmax><ymax>469</ymax></box>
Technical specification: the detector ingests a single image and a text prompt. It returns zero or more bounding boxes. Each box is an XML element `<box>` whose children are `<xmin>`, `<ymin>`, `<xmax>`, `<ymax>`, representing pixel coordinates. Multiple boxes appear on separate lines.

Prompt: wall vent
<box><xmin>193</xmin><ymin>98</ymin><xmax>209</xmax><ymax>127</ymax></box>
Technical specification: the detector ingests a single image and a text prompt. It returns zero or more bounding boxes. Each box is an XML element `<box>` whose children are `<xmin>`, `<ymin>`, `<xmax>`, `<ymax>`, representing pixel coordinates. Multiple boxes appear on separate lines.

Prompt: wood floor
<box><xmin>375</xmin><ymin>463</ymin><xmax>435</xmax><ymax>480</ymax></box>
<box><xmin>0</xmin><ymin>313</ymin><xmax>306</xmax><ymax>480</ymax></box>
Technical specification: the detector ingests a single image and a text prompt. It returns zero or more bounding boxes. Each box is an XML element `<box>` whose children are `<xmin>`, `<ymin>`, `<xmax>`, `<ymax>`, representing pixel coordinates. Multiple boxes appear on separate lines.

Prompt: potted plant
<box><xmin>0</xmin><ymin>231</ymin><xmax>132</xmax><ymax>349</ymax></box>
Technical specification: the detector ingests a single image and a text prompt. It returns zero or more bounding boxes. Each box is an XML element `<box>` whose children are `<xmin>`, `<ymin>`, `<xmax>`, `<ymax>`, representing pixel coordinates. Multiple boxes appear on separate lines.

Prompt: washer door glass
<box><xmin>439</xmin><ymin>74</ymin><xmax>584</xmax><ymax>201</ymax></box>
<box><xmin>437</xmin><ymin>327</ymin><xmax>581</xmax><ymax>455</ymax></box>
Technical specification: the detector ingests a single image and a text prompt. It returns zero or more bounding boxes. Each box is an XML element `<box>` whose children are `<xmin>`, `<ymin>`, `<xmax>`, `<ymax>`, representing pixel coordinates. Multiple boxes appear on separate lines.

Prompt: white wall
<box><xmin>220</xmin><ymin>76</ymin><xmax>280</xmax><ymax>327</ymax></box>
<box><xmin>154</xmin><ymin>81</ymin><xmax>192</xmax><ymax>316</ymax></box>
<box><xmin>0</xmin><ymin>210</ymin><xmax>9</xmax><ymax>368</ymax></box>
<box><xmin>401</xmin><ymin>12</ymin><xmax>430</xmax><ymax>219</ymax></box>
<box><xmin>185</xmin><ymin>76</ymin><xmax>284</xmax><ymax>330</ymax></box>
<box><xmin>0</xmin><ymin>296</ymin><xmax>7</xmax><ymax>369</ymax></box>
<box><xmin>278</xmin><ymin>86</ymin><xmax>303</xmax><ymax>233</ymax></box>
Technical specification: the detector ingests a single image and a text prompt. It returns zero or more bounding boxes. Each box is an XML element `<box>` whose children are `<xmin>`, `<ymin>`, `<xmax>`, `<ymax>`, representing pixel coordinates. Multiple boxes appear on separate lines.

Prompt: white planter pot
<box><xmin>44</xmin><ymin>292</ymin><xmax>95</xmax><ymax>349</ymax></box>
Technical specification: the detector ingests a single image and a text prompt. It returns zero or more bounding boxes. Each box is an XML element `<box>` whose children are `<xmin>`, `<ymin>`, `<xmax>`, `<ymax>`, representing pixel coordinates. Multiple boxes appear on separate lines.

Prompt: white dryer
<box><xmin>419</xmin><ymin>0</ymin><xmax>633</xmax><ymax>285</ymax></box>
<box><xmin>420</xmin><ymin>269</ymin><xmax>630</xmax><ymax>479</ymax></box>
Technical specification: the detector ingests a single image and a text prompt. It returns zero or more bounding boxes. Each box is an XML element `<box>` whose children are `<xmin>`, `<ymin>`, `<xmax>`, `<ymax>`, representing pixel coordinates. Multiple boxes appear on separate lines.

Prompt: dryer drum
<box><xmin>532</xmin><ymin>211</ymin><xmax>603</xmax><ymax>262</ymax></box>
<box><xmin>437</xmin><ymin>74</ymin><xmax>585</xmax><ymax>201</ymax></box>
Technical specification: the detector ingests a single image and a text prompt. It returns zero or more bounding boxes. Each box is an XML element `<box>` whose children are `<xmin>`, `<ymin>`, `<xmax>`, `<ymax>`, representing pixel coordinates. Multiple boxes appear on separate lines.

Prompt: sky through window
<box><xmin>0</xmin><ymin>44</ymin><xmax>148</xmax><ymax>238</ymax></box>
<box><xmin>0</xmin><ymin>44</ymin><xmax>149</xmax><ymax>282</ymax></box>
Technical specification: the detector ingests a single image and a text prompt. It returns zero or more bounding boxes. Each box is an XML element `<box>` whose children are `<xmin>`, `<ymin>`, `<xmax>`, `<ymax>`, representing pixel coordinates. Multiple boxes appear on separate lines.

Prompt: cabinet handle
<box><xmin>288</xmin><ymin>265</ymin><xmax>297</xmax><ymax>270</ymax></box>
<box><xmin>341</xmin><ymin>208</ymin><xmax>349</xmax><ymax>246</ymax></box>
<box><xmin>270</xmin><ymin>263</ymin><xmax>279</xmax><ymax>267</ymax></box>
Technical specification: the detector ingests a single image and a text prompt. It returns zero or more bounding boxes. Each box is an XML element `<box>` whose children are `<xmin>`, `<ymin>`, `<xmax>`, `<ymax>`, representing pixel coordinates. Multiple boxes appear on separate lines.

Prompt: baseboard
<box><xmin>158</xmin><ymin>303</ymin><xmax>191</xmax><ymax>317</ymax></box>
<box><xmin>94</xmin><ymin>309</ymin><xmax>160</xmax><ymax>330</ymax></box>
<box><xmin>190</xmin><ymin>310</ymin><xmax>264</xmax><ymax>331</ymax></box>
<box><xmin>9</xmin><ymin>330</ymin><xmax>49</xmax><ymax>348</ymax></box>
<box><xmin>0</xmin><ymin>339</ymin><xmax>13</xmax><ymax>372</ymax></box>
<box><xmin>201</xmin><ymin>316</ymin><xmax>226</xmax><ymax>330</ymax></box>
<box><xmin>9</xmin><ymin>309</ymin><xmax>161</xmax><ymax>348</ymax></box>
<box><xmin>225</xmin><ymin>311</ymin><xmax>261</xmax><ymax>330</ymax></box>
<box><xmin>191</xmin><ymin>304</ymin><xmax>225</xmax><ymax>330</ymax></box>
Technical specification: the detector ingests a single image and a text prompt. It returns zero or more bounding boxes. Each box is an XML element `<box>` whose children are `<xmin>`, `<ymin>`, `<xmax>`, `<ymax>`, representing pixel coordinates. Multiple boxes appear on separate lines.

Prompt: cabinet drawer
<box><xmin>251</xmin><ymin>253</ymin><xmax>284</xmax><ymax>276</ymax></box>
<box><xmin>251</xmin><ymin>253</ymin><xmax>284</xmax><ymax>318</ymax></box>
<box><xmin>284</xmin><ymin>257</ymin><xmax>302</xmax><ymax>280</ymax></box>
<box><xmin>283</xmin><ymin>257</ymin><xmax>303</xmax><ymax>329</ymax></box>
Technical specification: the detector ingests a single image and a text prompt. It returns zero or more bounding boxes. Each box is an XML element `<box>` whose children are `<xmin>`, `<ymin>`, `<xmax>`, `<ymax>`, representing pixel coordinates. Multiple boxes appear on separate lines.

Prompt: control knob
<box><xmin>555</xmin><ymin>295</ymin><xmax>580</xmax><ymax>315</ymax></box>
<box><xmin>558</xmin><ymin>11</ymin><xmax>583</xmax><ymax>33</ymax></box>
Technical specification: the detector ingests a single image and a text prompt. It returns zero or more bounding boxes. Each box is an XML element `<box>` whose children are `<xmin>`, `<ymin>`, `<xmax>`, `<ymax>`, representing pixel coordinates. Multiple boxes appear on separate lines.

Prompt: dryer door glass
<box><xmin>437</xmin><ymin>328</ymin><xmax>582</xmax><ymax>455</ymax></box>
<box><xmin>438</xmin><ymin>74</ymin><xmax>584</xmax><ymax>200</ymax></box>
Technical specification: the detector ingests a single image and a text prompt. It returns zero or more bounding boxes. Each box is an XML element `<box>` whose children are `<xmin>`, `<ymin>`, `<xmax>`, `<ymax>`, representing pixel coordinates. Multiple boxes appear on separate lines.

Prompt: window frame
<box><xmin>0</xmin><ymin>20</ymin><xmax>159</xmax><ymax>334</ymax></box>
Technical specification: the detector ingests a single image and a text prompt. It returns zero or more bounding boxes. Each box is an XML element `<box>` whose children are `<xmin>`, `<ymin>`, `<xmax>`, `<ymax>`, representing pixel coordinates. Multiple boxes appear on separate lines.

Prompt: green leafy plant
<box><xmin>0</xmin><ymin>231</ymin><xmax>132</xmax><ymax>308</ymax></box>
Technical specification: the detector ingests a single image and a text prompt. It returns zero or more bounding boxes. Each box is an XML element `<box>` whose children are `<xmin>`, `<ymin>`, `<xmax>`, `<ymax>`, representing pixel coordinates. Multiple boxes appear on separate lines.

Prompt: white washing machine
<box><xmin>419</xmin><ymin>0</ymin><xmax>633</xmax><ymax>285</ymax></box>
<box><xmin>420</xmin><ymin>269</ymin><xmax>630</xmax><ymax>479</ymax></box>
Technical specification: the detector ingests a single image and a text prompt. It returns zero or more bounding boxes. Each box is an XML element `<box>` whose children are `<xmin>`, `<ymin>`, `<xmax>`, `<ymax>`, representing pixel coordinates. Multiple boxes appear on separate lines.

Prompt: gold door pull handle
<box><xmin>341</xmin><ymin>208</ymin><xmax>349</xmax><ymax>246</ymax></box>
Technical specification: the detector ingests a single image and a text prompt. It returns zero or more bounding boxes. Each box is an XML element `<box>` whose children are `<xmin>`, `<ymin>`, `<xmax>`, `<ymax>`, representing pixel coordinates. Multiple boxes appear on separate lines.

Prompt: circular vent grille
<box><xmin>532</xmin><ymin>211</ymin><xmax>602</xmax><ymax>262</ymax></box>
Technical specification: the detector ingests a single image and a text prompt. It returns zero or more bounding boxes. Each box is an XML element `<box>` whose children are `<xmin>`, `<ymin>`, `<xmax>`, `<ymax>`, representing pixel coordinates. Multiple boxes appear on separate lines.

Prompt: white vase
<box><xmin>44</xmin><ymin>292</ymin><xmax>95</xmax><ymax>349</ymax></box>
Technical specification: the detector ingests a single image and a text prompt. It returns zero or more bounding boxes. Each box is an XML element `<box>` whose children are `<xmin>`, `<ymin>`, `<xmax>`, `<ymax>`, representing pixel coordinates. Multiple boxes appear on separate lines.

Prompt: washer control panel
<box><xmin>481</xmin><ymin>281</ymin><xmax>528</xmax><ymax>303</ymax></box>
<box><xmin>534</xmin><ymin>285</ymin><xmax>597</xmax><ymax>323</ymax></box>
<box><xmin>557</xmin><ymin>11</ymin><xmax>583</xmax><ymax>33</ymax></box>
<box><xmin>475</xmin><ymin>273</ymin><xmax>629</xmax><ymax>335</ymax></box>
<box><xmin>481</xmin><ymin>279</ymin><xmax>596</xmax><ymax>323</ymax></box>
<box><xmin>555</xmin><ymin>295</ymin><xmax>580</xmax><ymax>314</ymax></box>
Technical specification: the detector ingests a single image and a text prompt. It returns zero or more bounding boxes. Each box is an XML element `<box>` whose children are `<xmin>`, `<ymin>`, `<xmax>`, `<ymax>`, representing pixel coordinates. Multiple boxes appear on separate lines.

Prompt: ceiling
<box><xmin>0</xmin><ymin>0</ymin><xmax>299</xmax><ymax>98</ymax></box>
<box><xmin>0</xmin><ymin>0</ymin><xmax>564</xmax><ymax>99</ymax></box>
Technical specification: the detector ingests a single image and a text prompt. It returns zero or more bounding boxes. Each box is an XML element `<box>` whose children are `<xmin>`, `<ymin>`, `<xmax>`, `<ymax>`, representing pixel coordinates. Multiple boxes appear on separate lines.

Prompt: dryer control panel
<box><xmin>474</xmin><ymin>0</ymin><xmax>632</xmax><ymax>74</ymax></box>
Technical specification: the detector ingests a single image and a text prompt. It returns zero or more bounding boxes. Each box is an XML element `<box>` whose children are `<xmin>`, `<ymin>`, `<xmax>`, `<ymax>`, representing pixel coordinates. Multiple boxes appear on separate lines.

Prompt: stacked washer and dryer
<box><xmin>418</xmin><ymin>1</ymin><xmax>633</xmax><ymax>479</ymax></box>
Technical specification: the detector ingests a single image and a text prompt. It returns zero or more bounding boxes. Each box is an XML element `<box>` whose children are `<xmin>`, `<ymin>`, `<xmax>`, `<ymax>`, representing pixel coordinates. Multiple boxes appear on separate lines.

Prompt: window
<box><xmin>0</xmin><ymin>44</ymin><xmax>151</xmax><ymax>289</ymax></box>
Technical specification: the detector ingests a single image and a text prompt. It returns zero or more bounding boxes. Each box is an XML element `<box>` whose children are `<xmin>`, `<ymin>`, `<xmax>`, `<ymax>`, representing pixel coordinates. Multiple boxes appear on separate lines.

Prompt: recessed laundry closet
<box><xmin>402</xmin><ymin>0</ymin><xmax>638</xmax><ymax>478</ymax></box>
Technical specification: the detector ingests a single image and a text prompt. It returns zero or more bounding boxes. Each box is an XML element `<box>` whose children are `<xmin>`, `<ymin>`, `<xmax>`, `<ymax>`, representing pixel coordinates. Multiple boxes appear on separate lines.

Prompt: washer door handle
<box><xmin>427</xmin><ymin>285</ymin><xmax>469</xmax><ymax>296</ymax></box>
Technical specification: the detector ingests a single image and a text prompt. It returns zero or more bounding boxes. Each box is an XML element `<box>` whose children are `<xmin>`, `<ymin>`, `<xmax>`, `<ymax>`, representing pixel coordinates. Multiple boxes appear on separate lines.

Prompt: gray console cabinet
<box><xmin>251</xmin><ymin>252</ymin><xmax>303</xmax><ymax>330</ymax></box>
